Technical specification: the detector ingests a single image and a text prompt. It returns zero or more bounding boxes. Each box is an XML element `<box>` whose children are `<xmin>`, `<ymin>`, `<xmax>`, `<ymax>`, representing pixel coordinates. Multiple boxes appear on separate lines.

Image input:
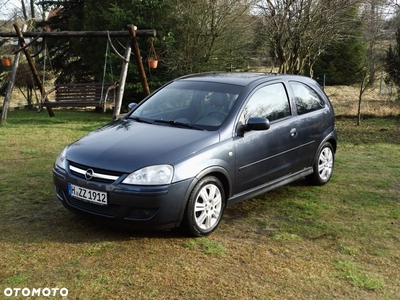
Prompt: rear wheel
<box><xmin>306</xmin><ymin>142</ymin><xmax>334</xmax><ymax>186</ymax></box>
<box><xmin>183</xmin><ymin>176</ymin><xmax>225</xmax><ymax>237</ymax></box>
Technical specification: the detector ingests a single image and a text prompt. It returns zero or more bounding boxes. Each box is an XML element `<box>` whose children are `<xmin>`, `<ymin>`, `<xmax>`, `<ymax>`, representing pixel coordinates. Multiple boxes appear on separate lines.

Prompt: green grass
<box><xmin>183</xmin><ymin>238</ymin><xmax>227</xmax><ymax>255</ymax></box>
<box><xmin>335</xmin><ymin>260</ymin><xmax>384</xmax><ymax>291</ymax></box>
<box><xmin>0</xmin><ymin>110</ymin><xmax>399</xmax><ymax>299</ymax></box>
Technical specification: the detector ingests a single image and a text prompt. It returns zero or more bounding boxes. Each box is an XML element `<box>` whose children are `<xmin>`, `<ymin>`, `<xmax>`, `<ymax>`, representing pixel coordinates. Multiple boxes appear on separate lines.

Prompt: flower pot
<box><xmin>148</xmin><ymin>59</ymin><xmax>158</xmax><ymax>69</ymax></box>
<box><xmin>2</xmin><ymin>57</ymin><xmax>12</xmax><ymax>67</ymax></box>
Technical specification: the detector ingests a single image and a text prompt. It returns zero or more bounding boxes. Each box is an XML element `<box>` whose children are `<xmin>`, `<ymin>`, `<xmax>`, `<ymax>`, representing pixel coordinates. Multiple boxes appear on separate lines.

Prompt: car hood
<box><xmin>65</xmin><ymin>118</ymin><xmax>220</xmax><ymax>173</ymax></box>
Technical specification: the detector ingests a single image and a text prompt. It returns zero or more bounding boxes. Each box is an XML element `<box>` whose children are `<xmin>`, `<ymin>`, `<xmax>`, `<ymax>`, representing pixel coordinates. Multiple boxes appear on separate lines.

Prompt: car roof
<box><xmin>177</xmin><ymin>72</ymin><xmax>316</xmax><ymax>87</ymax></box>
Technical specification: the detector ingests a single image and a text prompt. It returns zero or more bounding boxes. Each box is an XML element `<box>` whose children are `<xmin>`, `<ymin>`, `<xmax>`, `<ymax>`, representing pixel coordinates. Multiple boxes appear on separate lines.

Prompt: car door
<box><xmin>288</xmin><ymin>81</ymin><xmax>332</xmax><ymax>168</ymax></box>
<box><xmin>233</xmin><ymin>82</ymin><xmax>304</xmax><ymax>195</ymax></box>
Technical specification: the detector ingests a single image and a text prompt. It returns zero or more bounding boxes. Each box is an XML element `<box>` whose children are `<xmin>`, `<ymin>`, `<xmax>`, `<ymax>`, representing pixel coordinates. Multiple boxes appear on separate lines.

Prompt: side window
<box><xmin>290</xmin><ymin>82</ymin><xmax>325</xmax><ymax>115</ymax></box>
<box><xmin>241</xmin><ymin>83</ymin><xmax>290</xmax><ymax>123</ymax></box>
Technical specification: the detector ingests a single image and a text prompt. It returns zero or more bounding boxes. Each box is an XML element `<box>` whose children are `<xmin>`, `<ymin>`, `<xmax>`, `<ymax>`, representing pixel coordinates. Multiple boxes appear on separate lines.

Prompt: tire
<box><xmin>306</xmin><ymin>142</ymin><xmax>334</xmax><ymax>186</ymax></box>
<box><xmin>182</xmin><ymin>176</ymin><xmax>225</xmax><ymax>237</ymax></box>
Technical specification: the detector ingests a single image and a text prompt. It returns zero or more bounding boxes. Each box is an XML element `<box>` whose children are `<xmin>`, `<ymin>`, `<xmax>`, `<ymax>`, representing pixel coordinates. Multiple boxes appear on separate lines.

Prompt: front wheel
<box><xmin>182</xmin><ymin>176</ymin><xmax>225</xmax><ymax>237</ymax></box>
<box><xmin>306</xmin><ymin>142</ymin><xmax>334</xmax><ymax>186</ymax></box>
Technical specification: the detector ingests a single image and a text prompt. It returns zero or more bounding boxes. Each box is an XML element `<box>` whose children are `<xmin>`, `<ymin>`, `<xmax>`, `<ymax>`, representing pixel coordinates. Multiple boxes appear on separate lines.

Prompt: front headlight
<box><xmin>55</xmin><ymin>147</ymin><xmax>67</xmax><ymax>170</ymax></box>
<box><xmin>122</xmin><ymin>165</ymin><xmax>173</xmax><ymax>185</ymax></box>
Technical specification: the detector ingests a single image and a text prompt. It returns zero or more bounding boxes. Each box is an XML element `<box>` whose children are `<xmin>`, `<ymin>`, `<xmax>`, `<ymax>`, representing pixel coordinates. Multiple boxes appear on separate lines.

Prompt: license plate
<box><xmin>68</xmin><ymin>183</ymin><xmax>108</xmax><ymax>206</ymax></box>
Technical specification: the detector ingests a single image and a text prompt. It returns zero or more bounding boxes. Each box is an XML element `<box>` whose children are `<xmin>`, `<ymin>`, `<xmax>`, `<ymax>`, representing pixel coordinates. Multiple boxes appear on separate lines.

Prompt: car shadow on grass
<box><xmin>0</xmin><ymin>180</ymin><xmax>311</xmax><ymax>244</ymax></box>
<box><xmin>0</xmin><ymin>199</ymin><xmax>186</xmax><ymax>244</ymax></box>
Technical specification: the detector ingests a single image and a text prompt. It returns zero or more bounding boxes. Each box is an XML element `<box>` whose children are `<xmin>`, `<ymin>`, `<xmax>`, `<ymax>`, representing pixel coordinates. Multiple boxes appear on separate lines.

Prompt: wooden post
<box><xmin>13</xmin><ymin>24</ymin><xmax>55</xmax><ymax>117</ymax></box>
<box><xmin>1</xmin><ymin>25</ymin><xmax>26</xmax><ymax>125</ymax></box>
<box><xmin>113</xmin><ymin>39</ymin><xmax>132</xmax><ymax>120</ymax></box>
<box><xmin>128</xmin><ymin>25</ymin><xmax>150</xmax><ymax>97</ymax></box>
<box><xmin>0</xmin><ymin>55</ymin><xmax>20</xmax><ymax>125</ymax></box>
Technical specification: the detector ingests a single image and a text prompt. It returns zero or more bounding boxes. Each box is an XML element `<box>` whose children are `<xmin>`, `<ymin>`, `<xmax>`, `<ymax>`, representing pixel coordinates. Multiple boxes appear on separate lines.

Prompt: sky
<box><xmin>1</xmin><ymin>0</ymin><xmax>19</xmax><ymax>11</ymax></box>
<box><xmin>0</xmin><ymin>0</ymin><xmax>20</xmax><ymax>19</ymax></box>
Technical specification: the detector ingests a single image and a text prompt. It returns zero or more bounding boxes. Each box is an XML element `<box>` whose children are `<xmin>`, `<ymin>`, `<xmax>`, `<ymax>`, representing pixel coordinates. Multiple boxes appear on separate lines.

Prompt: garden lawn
<box><xmin>0</xmin><ymin>110</ymin><xmax>399</xmax><ymax>299</ymax></box>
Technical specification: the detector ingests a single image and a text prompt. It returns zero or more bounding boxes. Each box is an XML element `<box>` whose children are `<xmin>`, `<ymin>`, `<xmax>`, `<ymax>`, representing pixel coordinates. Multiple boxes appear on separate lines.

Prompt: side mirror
<box><xmin>237</xmin><ymin>117</ymin><xmax>270</xmax><ymax>136</ymax></box>
<box><xmin>128</xmin><ymin>103</ymin><xmax>137</xmax><ymax>110</ymax></box>
<box><xmin>247</xmin><ymin>117</ymin><xmax>270</xmax><ymax>131</ymax></box>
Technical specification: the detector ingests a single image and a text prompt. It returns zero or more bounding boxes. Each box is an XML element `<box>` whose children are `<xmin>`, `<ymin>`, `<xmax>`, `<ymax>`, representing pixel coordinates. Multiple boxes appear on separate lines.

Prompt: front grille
<box><xmin>66</xmin><ymin>194</ymin><xmax>120</xmax><ymax>218</ymax></box>
<box><xmin>68</xmin><ymin>161</ymin><xmax>124</xmax><ymax>183</ymax></box>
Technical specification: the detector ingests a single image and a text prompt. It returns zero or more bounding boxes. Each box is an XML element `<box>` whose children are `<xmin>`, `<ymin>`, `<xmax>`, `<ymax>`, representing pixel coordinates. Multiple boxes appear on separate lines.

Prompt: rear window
<box><xmin>289</xmin><ymin>81</ymin><xmax>325</xmax><ymax>115</ymax></box>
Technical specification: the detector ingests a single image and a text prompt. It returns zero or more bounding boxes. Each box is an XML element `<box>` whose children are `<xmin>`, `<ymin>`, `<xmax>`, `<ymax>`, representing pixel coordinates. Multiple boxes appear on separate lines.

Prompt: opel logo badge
<box><xmin>85</xmin><ymin>169</ymin><xmax>94</xmax><ymax>180</ymax></box>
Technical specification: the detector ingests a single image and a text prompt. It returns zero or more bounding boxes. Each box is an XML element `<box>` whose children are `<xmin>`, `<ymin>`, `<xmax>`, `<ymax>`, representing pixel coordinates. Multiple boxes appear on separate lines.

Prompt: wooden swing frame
<box><xmin>0</xmin><ymin>24</ymin><xmax>155</xmax><ymax>119</ymax></box>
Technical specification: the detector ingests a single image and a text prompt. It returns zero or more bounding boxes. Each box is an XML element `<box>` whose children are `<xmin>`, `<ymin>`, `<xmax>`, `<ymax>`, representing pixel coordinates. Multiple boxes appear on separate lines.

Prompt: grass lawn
<box><xmin>0</xmin><ymin>110</ymin><xmax>399</xmax><ymax>299</ymax></box>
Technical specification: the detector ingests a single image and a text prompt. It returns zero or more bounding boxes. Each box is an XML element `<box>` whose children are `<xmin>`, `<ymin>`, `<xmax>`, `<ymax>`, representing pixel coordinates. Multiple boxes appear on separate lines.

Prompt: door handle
<box><xmin>290</xmin><ymin>128</ymin><xmax>297</xmax><ymax>137</ymax></box>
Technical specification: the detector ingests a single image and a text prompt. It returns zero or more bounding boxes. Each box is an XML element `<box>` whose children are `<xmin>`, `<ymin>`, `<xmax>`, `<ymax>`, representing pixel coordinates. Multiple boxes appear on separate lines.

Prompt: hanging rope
<box><xmin>148</xmin><ymin>37</ymin><xmax>157</xmax><ymax>60</ymax></box>
<box><xmin>100</xmin><ymin>40</ymin><xmax>109</xmax><ymax>101</ymax></box>
<box><xmin>106</xmin><ymin>30</ymin><xmax>127</xmax><ymax>62</ymax></box>
<box><xmin>45</xmin><ymin>41</ymin><xmax>53</xmax><ymax>73</ymax></box>
<box><xmin>108</xmin><ymin>47</ymin><xmax>113</xmax><ymax>80</ymax></box>
<box><xmin>42</xmin><ymin>41</ymin><xmax>46</xmax><ymax>85</ymax></box>
<box><xmin>147</xmin><ymin>38</ymin><xmax>158</xmax><ymax>69</ymax></box>
<box><xmin>41</xmin><ymin>40</ymin><xmax>54</xmax><ymax>85</ymax></box>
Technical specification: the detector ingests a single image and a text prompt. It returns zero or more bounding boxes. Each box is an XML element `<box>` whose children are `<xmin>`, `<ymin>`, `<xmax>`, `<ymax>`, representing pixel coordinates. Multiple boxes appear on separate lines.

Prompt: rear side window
<box><xmin>290</xmin><ymin>82</ymin><xmax>325</xmax><ymax>115</ymax></box>
<box><xmin>241</xmin><ymin>83</ymin><xmax>291</xmax><ymax>123</ymax></box>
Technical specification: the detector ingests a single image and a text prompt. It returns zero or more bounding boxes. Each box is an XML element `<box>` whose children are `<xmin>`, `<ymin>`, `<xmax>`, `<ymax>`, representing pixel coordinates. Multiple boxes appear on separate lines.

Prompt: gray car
<box><xmin>53</xmin><ymin>72</ymin><xmax>337</xmax><ymax>236</ymax></box>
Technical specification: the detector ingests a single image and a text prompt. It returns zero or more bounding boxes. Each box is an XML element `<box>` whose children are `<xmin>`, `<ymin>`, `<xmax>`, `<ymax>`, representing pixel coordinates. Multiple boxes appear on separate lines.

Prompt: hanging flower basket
<box><xmin>2</xmin><ymin>57</ymin><xmax>12</xmax><ymax>67</ymax></box>
<box><xmin>148</xmin><ymin>59</ymin><xmax>158</xmax><ymax>69</ymax></box>
<box><xmin>147</xmin><ymin>38</ymin><xmax>158</xmax><ymax>69</ymax></box>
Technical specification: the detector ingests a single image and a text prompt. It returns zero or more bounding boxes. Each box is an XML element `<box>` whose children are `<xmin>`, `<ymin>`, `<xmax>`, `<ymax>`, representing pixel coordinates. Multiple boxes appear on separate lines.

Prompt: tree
<box><xmin>161</xmin><ymin>0</ymin><xmax>255</xmax><ymax>75</ymax></box>
<box><xmin>0</xmin><ymin>0</ymin><xmax>17</xmax><ymax>25</ymax></box>
<box><xmin>255</xmin><ymin>0</ymin><xmax>362</xmax><ymax>75</ymax></box>
<box><xmin>1</xmin><ymin>0</ymin><xmax>43</xmax><ymax>30</ymax></box>
<box><xmin>312</xmin><ymin>37</ymin><xmax>365</xmax><ymax>85</ymax></box>
<box><xmin>362</xmin><ymin>0</ymin><xmax>390</xmax><ymax>86</ymax></box>
<box><xmin>357</xmin><ymin>0</ymin><xmax>390</xmax><ymax>125</ymax></box>
<box><xmin>36</xmin><ymin>0</ymin><xmax>103</xmax><ymax>83</ymax></box>
<box><xmin>35</xmin><ymin>0</ymin><xmax>256</xmax><ymax>105</ymax></box>
<box><xmin>386</xmin><ymin>27</ymin><xmax>400</xmax><ymax>87</ymax></box>
<box><xmin>311</xmin><ymin>8</ymin><xmax>365</xmax><ymax>85</ymax></box>
<box><xmin>95</xmin><ymin>0</ymin><xmax>173</xmax><ymax>102</ymax></box>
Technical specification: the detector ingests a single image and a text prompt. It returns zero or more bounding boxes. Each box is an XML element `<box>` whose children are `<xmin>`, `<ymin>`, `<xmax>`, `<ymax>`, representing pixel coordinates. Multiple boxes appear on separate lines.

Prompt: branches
<box><xmin>256</xmin><ymin>0</ymin><xmax>362</xmax><ymax>74</ymax></box>
<box><xmin>163</xmin><ymin>0</ymin><xmax>255</xmax><ymax>74</ymax></box>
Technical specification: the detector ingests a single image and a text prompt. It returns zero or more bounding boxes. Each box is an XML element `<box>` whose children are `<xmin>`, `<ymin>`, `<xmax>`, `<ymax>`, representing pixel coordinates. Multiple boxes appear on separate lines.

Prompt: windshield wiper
<box><xmin>130</xmin><ymin>116</ymin><xmax>153</xmax><ymax>124</ymax></box>
<box><xmin>154</xmin><ymin>119</ymin><xmax>204</xmax><ymax>130</ymax></box>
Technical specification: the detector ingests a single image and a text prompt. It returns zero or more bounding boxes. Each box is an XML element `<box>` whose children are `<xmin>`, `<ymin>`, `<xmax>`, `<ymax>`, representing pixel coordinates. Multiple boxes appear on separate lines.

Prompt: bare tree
<box><xmin>357</xmin><ymin>0</ymin><xmax>391</xmax><ymax>125</ymax></box>
<box><xmin>389</xmin><ymin>0</ymin><xmax>400</xmax><ymax>7</ymax></box>
<box><xmin>164</xmin><ymin>0</ymin><xmax>256</xmax><ymax>74</ymax></box>
<box><xmin>0</xmin><ymin>0</ymin><xmax>18</xmax><ymax>29</ymax></box>
<box><xmin>0</xmin><ymin>0</ymin><xmax>11</xmax><ymax>14</ymax></box>
<box><xmin>255</xmin><ymin>0</ymin><xmax>361</xmax><ymax>75</ymax></box>
<box><xmin>0</xmin><ymin>0</ymin><xmax>41</xmax><ymax>29</ymax></box>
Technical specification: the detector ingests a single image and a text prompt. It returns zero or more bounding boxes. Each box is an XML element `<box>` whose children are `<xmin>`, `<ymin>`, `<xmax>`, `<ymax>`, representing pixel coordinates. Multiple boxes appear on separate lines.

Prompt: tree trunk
<box><xmin>357</xmin><ymin>73</ymin><xmax>368</xmax><ymax>126</ymax></box>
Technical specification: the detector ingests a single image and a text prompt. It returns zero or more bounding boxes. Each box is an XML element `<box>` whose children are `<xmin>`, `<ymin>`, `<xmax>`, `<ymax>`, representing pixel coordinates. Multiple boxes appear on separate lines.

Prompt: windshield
<box><xmin>130</xmin><ymin>80</ymin><xmax>242</xmax><ymax>130</ymax></box>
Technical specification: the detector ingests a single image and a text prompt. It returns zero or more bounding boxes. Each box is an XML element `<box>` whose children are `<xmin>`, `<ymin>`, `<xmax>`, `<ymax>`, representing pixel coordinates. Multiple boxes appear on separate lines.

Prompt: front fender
<box><xmin>175</xmin><ymin>165</ymin><xmax>233</xmax><ymax>225</ymax></box>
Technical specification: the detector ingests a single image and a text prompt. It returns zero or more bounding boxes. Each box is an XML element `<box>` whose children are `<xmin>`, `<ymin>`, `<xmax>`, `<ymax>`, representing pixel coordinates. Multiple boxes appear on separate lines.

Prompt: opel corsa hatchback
<box><xmin>53</xmin><ymin>73</ymin><xmax>337</xmax><ymax>236</ymax></box>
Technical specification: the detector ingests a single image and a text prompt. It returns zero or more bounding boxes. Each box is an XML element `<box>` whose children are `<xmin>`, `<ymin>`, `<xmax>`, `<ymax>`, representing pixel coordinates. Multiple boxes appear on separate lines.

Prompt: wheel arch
<box><xmin>177</xmin><ymin>166</ymin><xmax>232</xmax><ymax>224</ymax></box>
<box><xmin>314</xmin><ymin>134</ymin><xmax>337</xmax><ymax>163</ymax></box>
<box><xmin>306</xmin><ymin>135</ymin><xmax>336</xmax><ymax>186</ymax></box>
<box><xmin>327</xmin><ymin>137</ymin><xmax>337</xmax><ymax>153</ymax></box>
<box><xmin>194</xmin><ymin>166</ymin><xmax>232</xmax><ymax>205</ymax></box>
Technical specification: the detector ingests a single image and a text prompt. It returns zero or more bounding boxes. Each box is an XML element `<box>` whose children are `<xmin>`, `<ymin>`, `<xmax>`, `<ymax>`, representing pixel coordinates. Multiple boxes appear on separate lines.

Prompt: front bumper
<box><xmin>53</xmin><ymin>165</ymin><xmax>194</xmax><ymax>230</ymax></box>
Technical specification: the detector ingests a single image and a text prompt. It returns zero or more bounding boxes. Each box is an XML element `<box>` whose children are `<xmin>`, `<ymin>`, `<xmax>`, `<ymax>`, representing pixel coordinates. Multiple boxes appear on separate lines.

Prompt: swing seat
<box><xmin>40</xmin><ymin>82</ymin><xmax>117</xmax><ymax>112</ymax></box>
